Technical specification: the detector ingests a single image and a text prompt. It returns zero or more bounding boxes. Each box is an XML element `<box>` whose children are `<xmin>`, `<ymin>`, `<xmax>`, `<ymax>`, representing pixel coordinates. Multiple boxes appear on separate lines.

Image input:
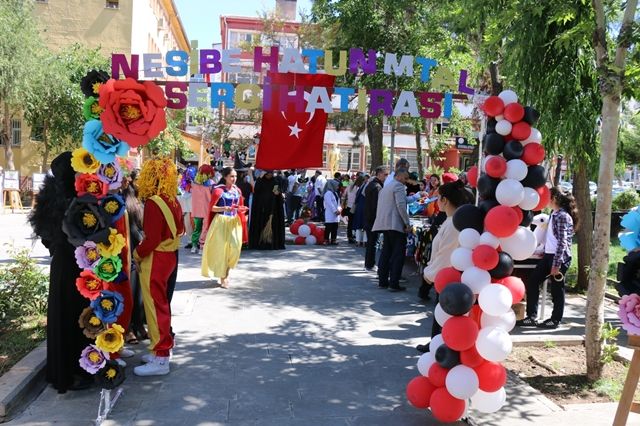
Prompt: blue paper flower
<box><xmin>99</xmin><ymin>193</ymin><xmax>126</xmax><ymax>224</ymax></box>
<box><xmin>90</xmin><ymin>290</ymin><xmax>124</xmax><ymax>324</ymax></box>
<box><xmin>620</xmin><ymin>207</ymin><xmax>640</xmax><ymax>252</ymax></box>
<box><xmin>83</xmin><ymin>120</ymin><xmax>129</xmax><ymax>164</ymax></box>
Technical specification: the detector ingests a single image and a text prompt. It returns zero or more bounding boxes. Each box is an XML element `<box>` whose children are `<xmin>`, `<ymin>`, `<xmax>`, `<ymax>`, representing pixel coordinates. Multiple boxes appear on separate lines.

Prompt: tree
<box><xmin>586</xmin><ymin>0</ymin><xmax>639</xmax><ymax>381</ymax></box>
<box><xmin>147</xmin><ymin>109</ymin><xmax>192</xmax><ymax>159</ymax></box>
<box><xmin>0</xmin><ymin>0</ymin><xmax>41</xmax><ymax>170</ymax></box>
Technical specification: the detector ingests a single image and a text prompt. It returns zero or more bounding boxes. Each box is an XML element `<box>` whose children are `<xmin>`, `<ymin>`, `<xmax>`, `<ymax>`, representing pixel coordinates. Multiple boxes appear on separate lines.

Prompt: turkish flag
<box><xmin>256</xmin><ymin>72</ymin><xmax>335</xmax><ymax>170</ymax></box>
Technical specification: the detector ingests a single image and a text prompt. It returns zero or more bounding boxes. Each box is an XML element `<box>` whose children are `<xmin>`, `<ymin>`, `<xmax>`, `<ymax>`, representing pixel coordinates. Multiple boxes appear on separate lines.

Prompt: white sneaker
<box><xmin>190</xmin><ymin>246</ymin><xmax>197</xmax><ymax>254</ymax></box>
<box><xmin>114</xmin><ymin>358</ymin><xmax>127</xmax><ymax>367</ymax></box>
<box><xmin>141</xmin><ymin>353</ymin><xmax>155</xmax><ymax>363</ymax></box>
<box><xmin>119</xmin><ymin>348</ymin><xmax>134</xmax><ymax>358</ymax></box>
<box><xmin>197</xmin><ymin>248</ymin><xmax>202</xmax><ymax>255</ymax></box>
<box><xmin>134</xmin><ymin>356</ymin><xmax>170</xmax><ymax>376</ymax></box>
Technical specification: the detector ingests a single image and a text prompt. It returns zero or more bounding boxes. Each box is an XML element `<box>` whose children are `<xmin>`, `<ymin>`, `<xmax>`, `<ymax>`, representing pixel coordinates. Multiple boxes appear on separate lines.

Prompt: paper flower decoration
<box><xmin>83</xmin><ymin>119</ymin><xmax>130</xmax><ymax>164</ymax></box>
<box><xmin>75</xmin><ymin>173</ymin><xmax>108</xmax><ymax>199</ymax></box>
<box><xmin>99</xmin><ymin>194</ymin><xmax>126</xmax><ymax>225</ymax></box>
<box><xmin>95</xmin><ymin>323</ymin><xmax>125</xmax><ymax>353</ymax></box>
<box><xmin>74</xmin><ymin>241</ymin><xmax>102</xmax><ymax>269</ymax></box>
<box><xmin>94</xmin><ymin>256</ymin><xmax>123</xmax><ymax>282</ymax></box>
<box><xmin>71</xmin><ymin>148</ymin><xmax>101</xmax><ymax>174</ymax></box>
<box><xmin>62</xmin><ymin>195</ymin><xmax>111</xmax><ymax>247</ymax></box>
<box><xmin>97</xmin><ymin>162</ymin><xmax>123</xmax><ymax>190</ymax></box>
<box><xmin>78</xmin><ymin>307</ymin><xmax>107</xmax><ymax>339</ymax></box>
<box><xmin>79</xmin><ymin>345</ymin><xmax>108</xmax><ymax>374</ymax></box>
<box><xmin>620</xmin><ymin>207</ymin><xmax>640</xmax><ymax>252</ymax></box>
<box><xmin>116</xmin><ymin>156</ymin><xmax>136</xmax><ymax>177</ymax></box>
<box><xmin>75</xmin><ymin>270</ymin><xmax>107</xmax><ymax>300</ymax></box>
<box><xmin>80</xmin><ymin>69</ymin><xmax>110</xmax><ymax>98</ymax></box>
<box><xmin>91</xmin><ymin>291</ymin><xmax>124</xmax><ymax>324</ymax></box>
<box><xmin>83</xmin><ymin>96</ymin><xmax>104</xmax><ymax>121</ymax></box>
<box><xmin>97</xmin><ymin>228</ymin><xmax>126</xmax><ymax>257</ymax></box>
<box><xmin>95</xmin><ymin>359</ymin><xmax>125</xmax><ymax>389</ymax></box>
<box><xmin>98</xmin><ymin>78</ymin><xmax>167</xmax><ymax>147</ymax></box>
<box><xmin>619</xmin><ymin>294</ymin><xmax>640</xmax><ymax>335</ymax></box>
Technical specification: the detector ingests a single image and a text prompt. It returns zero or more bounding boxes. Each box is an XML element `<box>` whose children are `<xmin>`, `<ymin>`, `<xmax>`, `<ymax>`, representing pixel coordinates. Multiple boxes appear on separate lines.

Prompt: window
<box><xmin>394</xmin><ymin>149</ymin><xmax>418</xmax><ymax>171</ymax></box>
<box><xmin>339</xmin><ymin>149</ymin><xmax>361</xmax><ymax>171</ymax></box>
<box><xmin>228</xmin><ymin>31</ymin><xmax>256</xmax><ymax>49</ymax></box>
<box><xmin>11</xmin><ymin>119</ymin><xmax>21</xmax><ymax>146</ymax></box>
<box><xmin>30</xmin><ymin>122</ymin><xmax>44</xmax><ymax>142</ymax></box>
<box><xmin>105</xmin><ymin>0</ymin><xmax>119</xmax><ymax>9</ymax></box>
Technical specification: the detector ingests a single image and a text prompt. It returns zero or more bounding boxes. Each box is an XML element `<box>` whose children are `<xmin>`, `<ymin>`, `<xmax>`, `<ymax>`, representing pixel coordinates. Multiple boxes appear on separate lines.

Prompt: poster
<box><xmin>32</xmin><ymin>173</ymin><xmax>46</xmax><ymax>193</ymax></box>
<box><xmin>3</xmin><ymin>170</ymin><xmax>19</xmax><ymax>190</ymax></box>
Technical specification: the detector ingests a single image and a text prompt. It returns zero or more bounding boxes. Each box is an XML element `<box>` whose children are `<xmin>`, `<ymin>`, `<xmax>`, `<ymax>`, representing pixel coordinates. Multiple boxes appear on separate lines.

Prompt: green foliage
<box><xmin>0</xmin><ymin>248</ymin><xmax>48</xmax><ymax>325</ymax></box>
<box><xmin>543</xmin><ymin>340</ymin><xmax>557</xmax><ymax>349</ymax></box>
<box><xmin>620</xmin><ymin>108</ymin><xmax>640</xmax><ymax>166</ymax></box>
<box><xmin>600</xmin><ymin>322</ymin><xmax>620</xmax><ymax>365</ymax></box>
<box><xmin>147</xmin><ymin>110</ymin><xmax>193</xmax><ymax>158</ymax></box>
<box><xmin>612</xmin><ymin>190</ymin><xmax>640</xmax><ymax>211</ymax></box>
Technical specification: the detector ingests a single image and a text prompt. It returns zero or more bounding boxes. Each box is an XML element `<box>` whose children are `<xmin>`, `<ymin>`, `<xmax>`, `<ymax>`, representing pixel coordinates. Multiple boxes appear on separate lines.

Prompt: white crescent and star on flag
<box><xmin>282</xmin><ymin>90</ymin><xmax>315</xmax><ymax>140</ymax></box>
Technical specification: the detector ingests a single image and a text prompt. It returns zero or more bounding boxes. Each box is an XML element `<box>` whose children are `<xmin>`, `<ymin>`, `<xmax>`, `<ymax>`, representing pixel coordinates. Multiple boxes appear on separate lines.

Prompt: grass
<box><xmin>0</xmin><ymin>315</ymin><xmax>46</xmax><ymax>377</ymax></box>
<box><xmin>592</xmin><ymin>378</ymin><xmax>624</xmax><ymax>401</ymax></box>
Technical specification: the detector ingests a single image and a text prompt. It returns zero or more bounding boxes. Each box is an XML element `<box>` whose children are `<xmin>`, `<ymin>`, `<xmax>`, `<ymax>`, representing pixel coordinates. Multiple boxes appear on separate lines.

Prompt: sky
<box><xmin>173</xmin><ymin>0</ymin><xmax>314</xmax><ymax>48</ymax></box>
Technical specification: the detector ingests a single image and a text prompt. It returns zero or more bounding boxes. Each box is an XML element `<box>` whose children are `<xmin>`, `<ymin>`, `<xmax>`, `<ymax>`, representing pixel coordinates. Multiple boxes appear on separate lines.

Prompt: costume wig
<box><xmin>136</xmin><ymin>158</ymin><xmax>178</xmax><ymax>202</ymax></box>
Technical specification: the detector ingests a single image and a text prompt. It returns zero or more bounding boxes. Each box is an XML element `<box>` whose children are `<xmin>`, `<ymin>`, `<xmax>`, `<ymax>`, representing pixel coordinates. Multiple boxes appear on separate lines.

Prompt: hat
<box><xmin>442</xmin><ymin>172</ymin><xmax>458</xmax><ymax>183</ymax></box>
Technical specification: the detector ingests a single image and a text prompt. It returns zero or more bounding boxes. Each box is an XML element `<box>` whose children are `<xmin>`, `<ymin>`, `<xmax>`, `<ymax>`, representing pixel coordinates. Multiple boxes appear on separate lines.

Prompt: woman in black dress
<box><xmin>248</xmin><ymin>171</ymin><xmax>285</xmax><ymax>250</ymax></box>
<box><xmin>29</xmin><ymin>152</ymin><xmax>93</xmax><ymax>393</ymax></box>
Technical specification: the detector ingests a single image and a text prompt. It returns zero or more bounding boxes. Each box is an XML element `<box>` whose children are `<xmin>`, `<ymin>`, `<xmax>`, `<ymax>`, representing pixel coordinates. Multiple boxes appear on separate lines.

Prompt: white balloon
<box><xmin>430</xmin><ymin>333</ymin><xmax>444</xmax><ymax>353</ymax></box>
<box><xmin>499</xmin><ymin>226</ymin><xmax>537</xmax><ymax>260</ymax></box>
<box><xmin>305</xmin><ymin>235</ymin><xmax>317</xmax><ymax>245</ymax></box>
<box><xmin>498</xmin><ymin>89</ymin><xmax>518</xmax><ymax>105</ymax></box>
<box><xmin>479</xmin><ymin>284</ymin><xmax>513</xmax><ymax>316</ymax></box>
<box><xmin>505</xmin><ymin>159</ymin><xmax>528</xmax><ymax>181</ymax></box>
<box><xmin>495</xmin><ymin>179</ymin><xmax>525</xmax><ymax>207</ymax></box>
<box><xmin>479</xmin><ymin>232</ymin><xmax>500</xmax><ymax>249</ymax></box>
<box><xmin>476</xmin><ymin>326</ymin><xmax>513</xmax><ymax>362</ymax></box>
<box><xmin>417</xmin><ymin>351</ymin><xmax>435</xmax><ymax>376</ymax></box>
<box><xmin>519</xmin><ymin>187</ymin><xmax>541</xmax><ymax>211</ymax></box>
<box><xmin>523</xmin><ymin>127</ymin><xmax>542</xmax><ymax>145</ymax></box>
<box><xmin>434</xmin><ymin>303</ymin><xmax>453</xmax><ymax>327</ymax></box>
<box><xmin>451</xmin><ymin>247</ymin><xmax>474</xmax><ymax>272</ymax></box>
<box><xmin>481</xmin><ymin>310</ymin><xmax>516</xmax><ymax>332</ymax></box>
<box><xmin>459</xmin><ymin>228</ymin><xmax>481</xmax><ymax>249</ymax></box>
<box><xmin>495</xmin><ymin>119</ymin><xmax>512</xmax><ymax>136</ymax></box>
<box><xmin>461</xmin><ymin>267</ymin><xmax>492</xmax><ymax>294</ymax></box>
<box><xmin>446</xmin><ymin>365</ymin><xmax>480</xmax><ymax>400</ymax></box>
<box><xmin>471</xmin><ymin>387</ymin><xmax>507</xmax><ymax>413</ymax></box>
<box><xmin>298</xmin><ymin>224</ymin><xmax>311</xmax><ymax>237</ymax></box>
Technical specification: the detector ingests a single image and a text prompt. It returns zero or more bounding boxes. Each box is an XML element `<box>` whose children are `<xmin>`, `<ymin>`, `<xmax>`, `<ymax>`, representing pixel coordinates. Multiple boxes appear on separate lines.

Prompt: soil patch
<box><xmin>504</xmin><ymin>344</ymin><xmax>639</xmax><ymax>405</ymax></box>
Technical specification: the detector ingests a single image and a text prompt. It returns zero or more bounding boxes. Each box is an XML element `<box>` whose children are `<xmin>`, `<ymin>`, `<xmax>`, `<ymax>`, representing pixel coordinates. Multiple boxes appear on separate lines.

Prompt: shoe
<box><xmin>365</xmin><ymin>266</ymin><xmax>377</xmax><ymax>272</ymax></box>
<box><xmin>378</xmin><ymin>284</ymin><xmax>389</xmax><ymax>289</ymax></box>
<box><xmin>134</xmin><ymin>356</ymin><xmax>170</xmax><ymax>376</ymax></box>
<box><xmin>515</xmin><ymin>316</ymin><xmax>538</xmax><ymax>327</ymax></box>
<box><xmin>416</xmin><ymin>344</ymin><xmax>430</xmax><ymax>353</ymax></box>
<box><xmin>388</xmin><ymin>285</ymin><xmax>407</xmax><ymax>292</ymax></box>
<box><xmin>348</xmin><ymin>240</ymin><xmax>356</xmax><ymax>244</ymax></box>
<box><xmin>198</xmin><ymin>248</ymin><xmax>202</xmax><ymax>255</ymax></box>
<box><xmin>114</xmin><ymin>358</ymin><xmax>127</xmax><ymax>367</ymax></box>
<box><xmin>185</xmin><ymin>243</ymin><xmax>193</xmax><ymax>249</ymax></box>
<box><xmin>190</xmin><ymin>246</ymin><xmax>197</xmax><ymax>254</ymax></box>
<box><xmin>399</xmin><ymin>276</ymin><xmax>408</xmax><ymax>283</ymax></box>
<box><xmin>141</xmin><ymin>353</ymin><xmax>155</xmax><ymax>364</ymax></box>
<box><xmin>537</xmin><ymin>319</ymin><xmax>560</xmax><ymax>329</ymax></box>
<box><xmin>119</xmin><ymin>347</ymin><xmax>135</xmax><ymax>358</ymax></box>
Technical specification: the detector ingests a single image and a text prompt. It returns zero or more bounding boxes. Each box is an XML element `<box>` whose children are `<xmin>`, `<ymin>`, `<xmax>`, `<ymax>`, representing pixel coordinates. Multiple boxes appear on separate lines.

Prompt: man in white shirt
<box><xmin>313</xmin><ymin>170</ymin><xmax>326</xmax><ymax>221</ymax></box>
<box><xmin>286</xmin><ymin>169</ymin><xmax>302</xmax><ymax>224</ymax></box>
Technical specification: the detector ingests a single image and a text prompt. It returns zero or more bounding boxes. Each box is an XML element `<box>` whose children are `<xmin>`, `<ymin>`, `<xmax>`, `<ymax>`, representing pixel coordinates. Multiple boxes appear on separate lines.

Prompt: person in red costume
<box><xmin>132</xmin><ymin>159</ymin><xmax>184</xmax><ymax>376</ymax></box>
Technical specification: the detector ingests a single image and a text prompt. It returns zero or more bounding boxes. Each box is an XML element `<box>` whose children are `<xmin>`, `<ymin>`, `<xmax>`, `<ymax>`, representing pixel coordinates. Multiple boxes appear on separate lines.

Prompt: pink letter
<box><xmin>111</xmin><ymin>54</ymin><xmax>139</xmax><ymax>79</ymax></box>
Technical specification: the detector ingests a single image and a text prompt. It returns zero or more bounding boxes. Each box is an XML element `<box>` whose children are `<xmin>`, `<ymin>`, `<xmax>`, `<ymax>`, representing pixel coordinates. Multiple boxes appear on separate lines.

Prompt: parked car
<box><xmin>559</xmin><ymin>181</ymin><xmax>573</xmax><ymax>192</ymax></box>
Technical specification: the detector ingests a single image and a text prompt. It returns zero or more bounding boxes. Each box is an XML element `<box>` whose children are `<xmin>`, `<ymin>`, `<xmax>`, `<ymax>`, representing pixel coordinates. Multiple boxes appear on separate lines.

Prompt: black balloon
<box><xmin>483</xmin><ymin>133</ymin><xmax>505</xmax><ymax>155</ymax></box>
<box><xmin>487</xmin><ymin>118</ymin><xmax>497</xmax><ymax>133</ymax></box>
<box><xmin>440</xmin><ymin>283</ymin><xmax>475</xmax><ymax>316</ymax></box>
<box><xmin>503</xmin><ymin>141</ymin><xmax>524</xmax><ymax>160</ymax></box>
<box><xmin>520</xmin><ymin>210</ymin><xmax>534</xmax><ymax>227</ymax></box>
<box><xmin>452</xmin><ymin>204</ymin><xmax>485</xmax><ymax>233</ymax></box>
<box><xmin>523</xmin><ymin>106</ymin><xmax>540</xmax><ymax>125</ymax></box>
<box><xmin>479</xmin><ymin>197</ymin><xmax>500</xmax><ymax>214</ymax></box>
<box><xmin>490</xmin><ymin>252</ymin><xmax>514</xmax><ymax>279</ymax></box>
<box><xmin>436</xmin><ymin>344</ymin><xmax>461</xmax><ymax>369</ymax></box>
<box><xmin>477</xmin><ymin>174</ymin><xmax>500</xmax><ymax>199</ymax></box>
<box><xmin>521</xmin><ymin>165</ymin><xmax>547</xmax><ymax>189</ymax></box>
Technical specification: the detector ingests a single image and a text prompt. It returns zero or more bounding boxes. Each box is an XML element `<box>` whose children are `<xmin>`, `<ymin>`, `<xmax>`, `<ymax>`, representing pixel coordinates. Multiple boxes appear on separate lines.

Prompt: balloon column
<box><xmin>290</xmin><ymin>219</ymin><xmax>325</xmax><ymax>245</ymax></box>
<box><xmin>407</xmin><ymin>89</ymin><xmax>549</xmax><ymax>422</ymax></box>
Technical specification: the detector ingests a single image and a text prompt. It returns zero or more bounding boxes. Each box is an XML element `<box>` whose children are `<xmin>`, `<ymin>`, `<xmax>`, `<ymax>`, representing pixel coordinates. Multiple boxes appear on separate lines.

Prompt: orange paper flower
<box><xmin>75</xmin><ymin>174</ymin><xmax>108</xmax><ymax>199</ymax></box>
<box><xmin>76</xmin><ymin>270</ymin><xmax>107</xmax><ymax>300</ymax></box>
<box><xmin>98</xmin><ymin>78</ymin><xmax>167</xmax><ymax>147</ymax></box>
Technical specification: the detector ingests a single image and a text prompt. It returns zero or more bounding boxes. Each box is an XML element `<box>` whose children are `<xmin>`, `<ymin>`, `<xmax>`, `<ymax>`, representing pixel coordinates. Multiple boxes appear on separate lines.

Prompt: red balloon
<box><xmin>308</xmin><ymin>223</ymin><xmax>317</xmax><ymax>233</ymax></box>
<box><xmin>290</xmin><ymin>222</ymin><xmax>302</xmax><ymax>235</ymax></box>
<box><xmin>498</xmin><ymin>276</ymin><xmax>526</xmax><ymax>304</ymax></box>
<box><xmin>483</xmin><ymin>96</ymin><xmax>505</xmax><ymax>117</ymax></box>
<box><xmin>428</xmin><ymin>363</ymin><xmax>449</xmax><ymax>388</ymax></box>
<box><xmin>485</xmin><ymin>156</ymin><xmax>507</xmax><ymax>178</ymax></box>
<box><xmin>430</xmin><ymin>388</ymin><xmax>466</xmax><ymax>423</ymax></box>
<box><xmin>512</xmin><ymin>206</ymin><xmax>523</xmax><ymax>224</ymax></box>
<box><xmin>406</xmin><ymin>376</ymin><xmax>436</xmax><ymax>409</ymax></box>
<box><xmin>468</xmin><ymin>305</ymin><xmax>483</xmax><ymax>327</ymax></box>
<box><xmin>485</xmin><ymin>205</ymin><xmax>521</xmax><ymax>238</ymax></box>
<box><xmin>294</xmin><ymin>236</ymin><xmax>306</xmax><ymax>245</ymax></box>
<box><xmin>511</xmin><ymin>121</ymin><xmax>532</xmax><ymax>141</ymax></box>
<box><xmin>467</xmin><ymin>165</ymin><xmax>479</xmax><ymax>188</ymax></box>
<box><xmin>504</xmin><ymin>103</ymin><xmax>525</xmax><ymax>123</ymax></box>
<box><xmin>534</xmin><ymin>185</ymin><xmax>551</xmax><ymax>210</ymax></box>
<box><xmin>434</xmin><ymin>267</ymin><xmax>462</xmax><ymax>293</ymax></box>
<box><xmin>475</xmin><ymin>361</ymin><xmax>507</xmax><ymax>392</ymax></box>
<box><xmin>522</xmin><ymin>143</ymin><xmax>546</xmax><ymax>165</ymax></box>
<box><xmin>461</xmin><ymin>346</ymin><xmax>485</xmax><ymax>368</ymax></box>
<box><xmin>472</xmin><ymin>245</ymin><xmax>500</xmax><ymax>270</ymax></box>
<box><xmin>442</xmin><ymin>316</ymin><xmax>479</xmax><ymax>351</ymax></box>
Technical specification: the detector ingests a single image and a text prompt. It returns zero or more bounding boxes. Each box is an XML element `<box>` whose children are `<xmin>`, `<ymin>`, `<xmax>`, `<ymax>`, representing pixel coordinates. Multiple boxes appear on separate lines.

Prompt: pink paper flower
<box><xmin>619</xmin><ymin>294</ymin><xmax>640</xmax><ymax>335</ymax></box>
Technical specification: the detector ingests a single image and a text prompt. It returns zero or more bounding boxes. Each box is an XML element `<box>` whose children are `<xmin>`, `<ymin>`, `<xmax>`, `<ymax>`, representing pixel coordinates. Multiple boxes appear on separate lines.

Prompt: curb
<box><xmin>0</xmin><ymin>340</ymin><xmax>47</xmax><ymax>423</ymax></box>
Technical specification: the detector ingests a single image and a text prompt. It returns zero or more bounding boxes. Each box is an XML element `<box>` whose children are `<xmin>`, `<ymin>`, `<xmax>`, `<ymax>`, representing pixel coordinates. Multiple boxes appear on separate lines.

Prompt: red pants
<box><xmin>109</xmin><ymin>215</ymin><xmax>133</xmax><ymax>359</ymax></box>
<box><xmin>139</xmin><ymin>250</ymin><xmax>176</xmax><ymax>357</ymax></box>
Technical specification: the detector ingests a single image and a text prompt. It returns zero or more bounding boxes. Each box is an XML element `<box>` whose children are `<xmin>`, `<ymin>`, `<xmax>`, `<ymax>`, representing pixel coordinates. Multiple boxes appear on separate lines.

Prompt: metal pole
<box><xmin>390</xmin><ymin>116</ymin><xmax>396</xmax><ymax>168</ymax></box>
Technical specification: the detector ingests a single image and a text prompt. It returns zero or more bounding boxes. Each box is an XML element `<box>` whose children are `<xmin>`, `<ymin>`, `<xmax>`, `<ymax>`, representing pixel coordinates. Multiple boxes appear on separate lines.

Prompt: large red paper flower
<box><xmin>99</xmin><ymin>78</ymin><xmax>167</xmax><ymax>147</ymax></box>
<box><xmin>75</xmin><ymin>174</ymin><xmax>108</xmax><ymax>199</ymax></box>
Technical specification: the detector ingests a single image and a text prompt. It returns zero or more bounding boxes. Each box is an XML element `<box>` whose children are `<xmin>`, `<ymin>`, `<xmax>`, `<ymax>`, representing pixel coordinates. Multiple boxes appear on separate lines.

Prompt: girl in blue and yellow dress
<box><xmin>201</xmin><ymin>167</ymin><xmax>248</xmax><ymax>288</ymax></box>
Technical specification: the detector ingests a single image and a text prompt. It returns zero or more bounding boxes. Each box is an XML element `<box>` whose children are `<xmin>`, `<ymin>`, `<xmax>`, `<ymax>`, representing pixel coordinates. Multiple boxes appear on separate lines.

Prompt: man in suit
<box><xmin>372</xmin><ymin>168</ymin><xmax>411</xmax><ymax>292</ymax></box>
<box><xmin>363</xmin><ymin>165</ymin><xmax>389</xmax><ymax>270</ymax></box>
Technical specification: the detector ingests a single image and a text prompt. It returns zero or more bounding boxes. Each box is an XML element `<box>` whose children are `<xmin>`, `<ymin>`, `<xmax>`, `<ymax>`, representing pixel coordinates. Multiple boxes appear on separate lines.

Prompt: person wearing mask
<box><xmin>517</xmin><ymin>187</ymin><xmax>578</xmax><ymax>329</ymax></box>
<box><xmin>323</xmin><ymin>179</ymin><xmax>341</xmax><ymax>245</ymax></box>
<box><xmin>364</xmin><ymin>166</ymin><xmax>389</xmax><ymax>270</ymax></box>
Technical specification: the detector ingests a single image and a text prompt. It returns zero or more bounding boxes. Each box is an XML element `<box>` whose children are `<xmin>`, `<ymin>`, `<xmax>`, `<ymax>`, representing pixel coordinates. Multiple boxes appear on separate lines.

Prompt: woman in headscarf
<box><xmin>29</xmin><ymin>152</ymin><xmax>93</xmax><ymax>393</ymax></box>
<box><xmin>248</xmin><ymin>170</ymin><xmax>286</xmax><ymax>250</ymax></box>
<box><xmin>323</xmin><ymin>179</ymin><xmax>341</xmax><ymax>245</ymax></box>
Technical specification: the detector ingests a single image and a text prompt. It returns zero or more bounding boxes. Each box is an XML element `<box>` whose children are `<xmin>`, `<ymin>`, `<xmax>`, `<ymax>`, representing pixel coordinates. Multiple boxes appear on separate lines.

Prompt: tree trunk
<box><xmin>489</xmin><ymin>62</ymin><xmax>503</xmax><ymax>96</ymax></box>
<box><xmin>415</xmin><ymin>122</ymin><xmax>424</xmax><ymax>180</ymax></box>
<box><xmin>573</xmin><ymin>162</ymin><xmax>593</xmax><ymax>292</ymax></box>
<box><xmin>41</xmin><ymin>123</ymin><xmax>49</xmax><ymax>172</ymax></box>
<box><xmin>2</xmin><ymin>103</ymin><xmax>16</xmax><ymax>171</ymax></box>
<box><xmin>367</xmin><ymin>113</ymin><xmax>384</xmax><ymax>170</ymax></box>
<box><xmin>424</xmin><ymin>119</ymin><xmax>434</xmax><ymax>171</ymax></box>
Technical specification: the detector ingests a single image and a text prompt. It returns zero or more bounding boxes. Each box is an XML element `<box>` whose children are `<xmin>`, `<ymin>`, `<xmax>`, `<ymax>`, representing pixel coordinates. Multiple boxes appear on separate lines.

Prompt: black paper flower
<box><xmin>62</xmin><ymin>194</ymin><xmax>111</xmax><ymax>247</ymax></box>
<box><xmin>80</xmin><ymin>70</ymin><xmax>110</xmax><ymax>98</ymax></box>
<box><xmin>95</xmin><ymin>360</ymin><xmax>125</xmax><ymax>389</ymax></box>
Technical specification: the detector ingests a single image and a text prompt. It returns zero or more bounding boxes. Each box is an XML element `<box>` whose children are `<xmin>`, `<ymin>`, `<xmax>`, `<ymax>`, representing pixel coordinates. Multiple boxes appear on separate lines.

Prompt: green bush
<box><xmin>612</xmin><ymin>190</ymin><xmax>640</xmax><ymax>211</ymax></box>
<box><xmin>0</xmin><ymin>249</ymin><xmax>48</xmax><ymax>325</ymax></box>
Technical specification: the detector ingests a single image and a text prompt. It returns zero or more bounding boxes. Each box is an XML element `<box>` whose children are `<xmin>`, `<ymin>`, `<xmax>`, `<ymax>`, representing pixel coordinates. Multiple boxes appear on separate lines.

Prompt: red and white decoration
<box><xmin>289</xmin><ymin>219</ymin><xmax>325</xmax><ymax>245</ymax></box>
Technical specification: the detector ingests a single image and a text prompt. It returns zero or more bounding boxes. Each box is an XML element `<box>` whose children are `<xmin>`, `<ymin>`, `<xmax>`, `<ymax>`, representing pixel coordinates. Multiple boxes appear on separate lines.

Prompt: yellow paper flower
<box><xmin>97</xmin><ymin>228</ymin><xmax>126</xmax><ymax>258</ymax></box>
<box><xmin>71</xmin><ymin>148</ymin><xmax>101</xmax><ymax>173</ymax></box>
<box><xmin>95</xmin><ymin>323</ymin><xmax>125</xmax><ymax>353</ymax></box>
